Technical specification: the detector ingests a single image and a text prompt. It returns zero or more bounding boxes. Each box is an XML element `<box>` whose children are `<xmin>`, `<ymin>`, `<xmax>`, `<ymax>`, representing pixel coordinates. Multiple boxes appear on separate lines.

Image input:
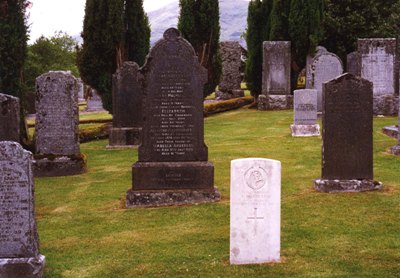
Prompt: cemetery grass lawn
<box><xmin>34</xmin><ymin>109</ymin><xmax>400</xmax><ymax>278</ymax></box>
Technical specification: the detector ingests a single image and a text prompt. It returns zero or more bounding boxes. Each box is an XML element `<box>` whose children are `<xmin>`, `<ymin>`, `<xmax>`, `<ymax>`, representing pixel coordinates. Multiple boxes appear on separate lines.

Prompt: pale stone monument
<box><xmin>230</xmin><ymin>158</ymin><xmax>281</xmax><ymax>265</ymax></box>
<box><xmin>358</xmin><ymin>38</ymin><xmax>399</xmax><ymax>115</ymax></box>
<box><xmin>259</xmin><ymin>41</ymin><xmax>292</xmax><ymax>110</ymax></box>
<box><xmin>216</xmin><ymin>41</ymin><xmax>244</xmax><ymax>100</ymax></box>
<box><xmin>0</xmin><ymin>141</ymin><xmax>45</xmax><ymax>278</ymax></box>
<box><xmin>306</xmin><ymin>46</ymin><xmax>328</xmax><ymax>89</ymax></box>
<box><xmin>86</xmin><ymin>89</ymin><xmax>106</xmax><ymax>112</ymax></box>
<box><xmin>108</xmin><ymin>62</ymin><xmax>143</xmax><ymax>148</ymax></box>
<box><xmin>314</xmin><ymin>73</ymin><xmax>383</xmax><ymax>192</ymax></box>
<box><xmin>34</xmin><ymin>71</ymin><xmax>87</xmax><ymax>177</ymax></box>
<box><xmin>0</xmin><ymin>93</ymin><xmax>20</xmax><ymax>143</ymax></box>
<box><xmin>77</xmin><ymin>78</ymin><xmax>85</xmax><ymax>102</ymax></box>
<box><xmin>126</xmin><ymin>28</ymin><xmax>220</xmax><ymax>208</ymax></box>
<box><xmin>290</xmin><ymin>89</ymin><xmax>320</xmax><ymax>137</ymax></box>
<box><xmin>310</xmin><ymin>51</ymin><xmax>344</xmax><ymax>112</ymax></box>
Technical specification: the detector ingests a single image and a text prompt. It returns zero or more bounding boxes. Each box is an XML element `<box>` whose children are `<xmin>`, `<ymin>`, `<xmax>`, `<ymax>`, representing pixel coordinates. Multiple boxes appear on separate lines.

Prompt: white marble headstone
<box><xmin>230</xmin><ymin>158</ymin><xmax>281</xmax><ymax>265</ymax></box>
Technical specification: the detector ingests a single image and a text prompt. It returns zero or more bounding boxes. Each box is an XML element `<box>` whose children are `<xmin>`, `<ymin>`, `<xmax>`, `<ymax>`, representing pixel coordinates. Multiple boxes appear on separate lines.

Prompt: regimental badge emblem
<box><xmin>244</xmin><ymin>166</ymin><xmax>267</xmax><ymax>190</ymax></box>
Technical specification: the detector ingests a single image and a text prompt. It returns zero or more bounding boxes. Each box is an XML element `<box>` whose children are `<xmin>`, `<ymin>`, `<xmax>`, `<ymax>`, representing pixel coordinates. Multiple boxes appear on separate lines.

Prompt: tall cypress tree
<box><xmin>0</xmin><ymin>0</ymin><xmax>29</xmax><ymax>98</ymax></box>
<box><xmin>78</xmin><ymin>0</ymin><xmax>150</xmax><ymax>112</ymax></box>
<box><xmin>269</xmin><ymin>0</ymin><xmax>291</xmax><ymax>41</ymax></box>
<box><xmin>178</xmin><ymin>0</ymin><xmax>222</xmax><ymax>98</ymax></box>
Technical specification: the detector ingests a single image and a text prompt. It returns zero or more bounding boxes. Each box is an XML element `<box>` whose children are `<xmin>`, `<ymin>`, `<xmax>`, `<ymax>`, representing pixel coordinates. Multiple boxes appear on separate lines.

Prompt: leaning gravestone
<box><xmin>108</xmin><ymin>62</ymin><xmax>143</xmax><ymax>148</ymax></box>
<box><xmin>290</xmin><ymin>89</ymin><xmax>320</xmax><ymax>137</ymax></box>
<box><xmin>346</xmin><ymin>51</ymin><xmax>360</xmax><ymax>76</ymax></box>
<box><xmin>259</xmin><ymin>41</ymin><xmax>292</xmax><ymax>110</ymax></box>
<box><xmin>126</xmin><ymin>28</ymin><xmax>220</xmax><ymax>208</ymax></box>
<box><xmin>230</xmin><ymin>158</ymin><xmax>281</xmax><ymax>264</ymax></box>
<box><xmin>0</xmin><ymin>93</ymin><xmax>20</xmax><ymax>142</ymax></box>
<box><xmin>0</xmin><ymin>141</ymin><xmax>45</xmax><ymax>278</ymax></box>
<box><xmin>358</xmin><ymin>38</ymin><xmax>399</xmax><ymax>115</ymax></box>
<box><xmin>34</xmin><ymin>71</ymin><xmax>86</xmax><ymax>177</ymax></box>
<box><xmin>216</xmin><ymin>41</ymin><xmax>244</xmax><ymax>100</ymax></box>
<box><xmin>314</xmin><ymin>73</ymin><xmax>383</xmax><ymax>192</ymax></box>
<box><xmin>310</xmin><ymin>51</ymin><xmax>343</xmax><ymax>112</ymax></box>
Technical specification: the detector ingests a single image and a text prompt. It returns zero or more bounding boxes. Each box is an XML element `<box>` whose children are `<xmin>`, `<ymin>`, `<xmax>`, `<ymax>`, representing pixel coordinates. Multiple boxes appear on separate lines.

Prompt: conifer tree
<box><xmin>178</xmin><ymin>0</ymin><xmax>222</xmax><ymax>98</ymax></box>
<box><xmin>269</xmin><ymin>0</ymin><xmax>290</xmax><ymax>41</ymax></box>
<box><xmin>78</xmin><ymin>0</ymin><xmax>150</xmax><ymax>112</ymax></box>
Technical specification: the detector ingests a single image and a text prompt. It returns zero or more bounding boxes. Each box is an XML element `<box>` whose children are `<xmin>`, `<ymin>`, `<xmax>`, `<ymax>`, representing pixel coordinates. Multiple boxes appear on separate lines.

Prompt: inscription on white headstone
<box><xmin>230</xmin><ymin>158</ymin><xmax>281</xmax><ymax>265</ymax></box>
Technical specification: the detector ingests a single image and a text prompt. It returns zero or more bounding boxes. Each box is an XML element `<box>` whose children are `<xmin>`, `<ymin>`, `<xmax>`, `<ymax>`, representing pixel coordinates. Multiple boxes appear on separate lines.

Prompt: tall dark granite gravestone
<box><xmin>314</xmin><ymin>73</ymin><xmax>382</xmax><ymax>192</ymax></box>
<box><xmin>346</xmin><ymin>51</ymin><xmax>360</xmax><ymax>76</ymax></box>
<box><xmin>34</xmin><ymin>71</ymin><xmax>86</xmax><ymax>177</ymax></box>
<box><xmin>358</xmin><ymin>38</ymin><xmax>399</xmax><ymax>115</ymax></box>
<box><xmin>0</xmin><ymin>93</ymin><xmax>20</xmax><ymax>142</ymax></box>
<box><xmin>216</xmin><ymin>41</ymin><xmax>244</xmax><ymax>100</ymax></box>
<box><xmin>126</xmin><ymin>28</ymin><xmax>220</xmax><ymax>208</ymax></box>
<box><xmin>108</xmin><ymin>62</ymin><xmax>143</xmax><ymax>148</ymax></box>
<box><xmin>0</xmin><ymin>141</ymin><xmax>45</xmax><ymax>278</ymax></box>
<box><xmin>258</xmin><ymin>41</ymin><xmax>292</xmax><ymax>110</ymax></box>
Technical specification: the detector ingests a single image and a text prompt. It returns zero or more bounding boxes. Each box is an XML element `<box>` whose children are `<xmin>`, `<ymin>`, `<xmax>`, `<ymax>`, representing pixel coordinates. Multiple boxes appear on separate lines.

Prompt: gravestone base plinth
<box><xmin>373</xmin><ymin>95</ymin><xmax>398</xmax><ymax>115</ymax></box>
<box><xmin>127</xmin><ymin>161</ymin><xmax>220</xmax><ymax>208</ymax></box>
<box><xmin>215</xmin><ymin>89</ymin><xmax>244</xmax><ymax>100</ymax></box>
<box><xmin>390</xmin><ymin>145</ymin><xmax>400</xmax><ymax>155</ymax></box>
<box><xmin>258</xmin><ymin>95</ymin><xmax>293</xmax><ymax>111</ymax></box>
<box><xmin>126</xmin><ymin>188</ymin><xmax>220</xmax><ymax>208</ymax></box>
<box><xmin>290</xmin><ymin>124</ymin><xmax>320</xmax><ymax>137</ymax></box>
<box><xmin>107</xmin><ymin>127</ymin><xmax>141</xmax><ymax>148</ymax></box>
<box><xmin>0</xmin><ymin>255</ymin><xmax>45</xmax><ymax>278</ymax></box>
<box><xmin>314</xmin><ymin>179</ymin><xmax>383</xmax><ymax>193</ymax></box>
<box><xmin>33</xmin><ymin>154</ymin><xmax>87</xmax><ymax>177</ymax></box>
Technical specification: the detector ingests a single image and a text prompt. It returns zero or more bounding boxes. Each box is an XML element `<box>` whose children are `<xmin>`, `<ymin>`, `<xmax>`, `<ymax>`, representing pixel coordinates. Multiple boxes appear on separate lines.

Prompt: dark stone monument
<box><xmin>290</xmin><ymin>89</ymin><xmax>320</xmax><ymax>137</ymax></box>
<box><xmin>126</xmin><ymin>28</ymin><xmax>220</xmax><ymax>208</ymax></box>
<box><xmin>346</xmin><ymin>51</ymin><xmax>360</xmax><ymax>76</ymax></box>
<box><xmin>34</xmin><ymin>71</ymin><xmax>87</xmax><ymax>177</ymax></box>
<box><xmin>358</xmin><ymin>38</ymin><xmax>399</xmax><ymax>115</ymax></box>
<box><xmin>0</xmin><ymin>141</ymin><xmax>45</xmax><ymax>278</ymax></box>
<box><xmin>108</xmin><ymin>62</ymin><xmax>143</xmax><ymax>148</ymax></box>
<box><xmin>216</xmin><ymin>41</ymin><xmax>244</xmax><ymax>100</ymax></box>
<box><xmin>0</xmin><ymin>93</ymin><xmax>20</xmax><ymax>143</ymax></box>
<box><xmin>314</xmin><ymin>73</ymin><xmax>383</xmax><ymax>192</ymax></box>
<box><xmin>258</xmin><ymin>41</ymin><xmax>292</xmax><ymax>110</ymax></box>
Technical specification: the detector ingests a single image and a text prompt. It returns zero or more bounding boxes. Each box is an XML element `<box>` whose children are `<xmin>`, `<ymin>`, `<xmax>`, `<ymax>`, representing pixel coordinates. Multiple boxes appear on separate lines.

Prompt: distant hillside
<box><xmin>148</xmin><ymin>0</ymin><xmax>248</xmax><ymax>47</ymax></box>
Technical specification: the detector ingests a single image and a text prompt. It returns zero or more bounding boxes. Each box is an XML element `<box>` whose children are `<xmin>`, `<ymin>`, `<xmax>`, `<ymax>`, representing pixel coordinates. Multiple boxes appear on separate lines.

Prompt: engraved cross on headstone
<box><xmin>247</xmin><ymin>207</ymin><xmax>264</xmax><ymax>235</ymax></box>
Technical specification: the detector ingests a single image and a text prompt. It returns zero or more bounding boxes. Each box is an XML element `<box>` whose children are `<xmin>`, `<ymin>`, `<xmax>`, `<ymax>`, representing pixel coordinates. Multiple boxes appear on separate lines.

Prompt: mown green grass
<box><xmin>35</xmin><ymin>109</ymin><xmax>400</xmax><ymax>277</ymax></box>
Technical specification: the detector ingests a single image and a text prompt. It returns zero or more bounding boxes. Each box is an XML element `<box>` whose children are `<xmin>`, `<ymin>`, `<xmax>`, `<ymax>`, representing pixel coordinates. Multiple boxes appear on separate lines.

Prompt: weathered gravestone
<box><xmin>34</xmin><ymin>71</ymin><xmax>87</xmax><ymax>177</ymax></box>
<box><xmin>126</xmin><ymin>28</ymin><xmax>220</xmax><ymax>208</ymax></box>
<box><xmin>216</xmin><ymin>41</ymin><xmax>244</xmax><ymax>100</ymax></box>
<box><xmin>108</xmin><ymin>62</ymin><xmax>143</xmax><ymax>148</ymax></box>
<box><xmin>86</xmin><ymin>89</ymin><xmax>106</xmax><ymax>112</ymax></box>
<box><xmin>314</xmin><ymin>73</ymin><xmax>383</xmax><ymax>192</ymax></box>
<box><xmin>347</xmin><ymin>51</ymin><xmax>360</xmax><ymax>76</ymax></box>
<box><xmin>358</xmin><ymin>38</ymin><xmax>399</xmax><ymax>115</ymax></box>
<box><xmin>306</xmin><ymin>46</ymin><xmax>328</xmax><ymax>89</ymax></box>
<box><xmin>230</xmin><ymin>158</ymin><xmax>281</xmax><ymax>264</ymax></box>
<box><xmin>390</xmin><ymin>100</ymin><xmax>400</xmax><ymax>155</ymax></box>
<box><xmin>310</xmin><ymin>51</ymin><xmax>344</xmax><ymax>112</ymax></box>
<box><xmin>0</xmin><ymin>141</ymin><xmax>45</xmax><ymax>278</ymax></box>
<box><xmin>77</xmin><ymin>78</ymin><xmax>85</xmax><ymax>102</ymax></box>
<box><xmin>258</xmin><ymin>41</ymin><xmax>292</xmax><ymax>110</ymax></box>
<box><xmin>290</xmin><ymin>89</ymin><xmax>320</xmax><ymax>137</ymax></box>
<box><xmin>0</xmin><ymin>93</ymin><xmax>20</xmax><ymax>142</ymax></box>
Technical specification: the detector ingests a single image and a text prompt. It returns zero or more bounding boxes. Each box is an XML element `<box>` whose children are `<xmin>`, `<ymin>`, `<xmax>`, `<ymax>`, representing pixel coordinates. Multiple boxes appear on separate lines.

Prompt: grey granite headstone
<box><xmin>290</xmin><ymin>89</ymin><xmax>320</xmax><ymax>137</ymax></box>
<box><xmin>0</xmin><ymin>93</ymin><xmax>20</xmax><ymax>142</ymax></box>
<box><xmin>310</xmin><ymin>51</ymin><xmax>344</xmax><ymax>112</ymax></box>
<box><xmin>346</xmin><ymin>51</ymin><xmax>360</xmax><ymax>76</ymax></box>
<box><xmin>86</xmin><ymin>89</ymin><xmax>106</xmax><ymax>112</ymax></box>
<box><xmin>77</xmin><ymin>78</ymin><xmax>85</xmax><ymax>102</ymax></box>
<box><xmin>34</xmin><ymin>71</ymin><xmax>86</xmax><ymax>177</ymax></box>
<box><xmin>0</xmin><ymin>141</ymin><xmax>45</xmax><ymax>278</ymax></box>
<box><xmin>314</xmin><ymin>73</ymin><xmax>382</xmax><ymax>192</ymax></box>
<box><xmin>259</xmin><ymin>41</ymin><xmax>291</xmax><ymax>110</ymax></box>
<box><xmin>216</xmin><ymin>41</ymin><xmax>244</xmax><ymax>100</ymax></box>
<box><xmin>126</xmin><ymin>28</ymin><xmax>220</xmax><ymax>208</ymax></box>
<box><xmin>358</xmin><ymin>38</ymin><xmax>399</xmax><ymax>115</ymax></box>
<box><xmin>108</xmin><ymin>62</ymin><xmax>143</xmax><ymax>148</ymax></box>
<box><xmin>306</xmin><ymin>46</ymin><xmax>328</xmax><ymax>89</ymax></box>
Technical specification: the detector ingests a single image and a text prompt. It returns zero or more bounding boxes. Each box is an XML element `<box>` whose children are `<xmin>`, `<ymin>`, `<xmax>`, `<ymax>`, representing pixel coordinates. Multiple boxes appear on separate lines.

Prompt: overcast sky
<box><xmin>27</xmin><ymin>0</ymin><xmax>177</xmax><ymax>43</ymax></box>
